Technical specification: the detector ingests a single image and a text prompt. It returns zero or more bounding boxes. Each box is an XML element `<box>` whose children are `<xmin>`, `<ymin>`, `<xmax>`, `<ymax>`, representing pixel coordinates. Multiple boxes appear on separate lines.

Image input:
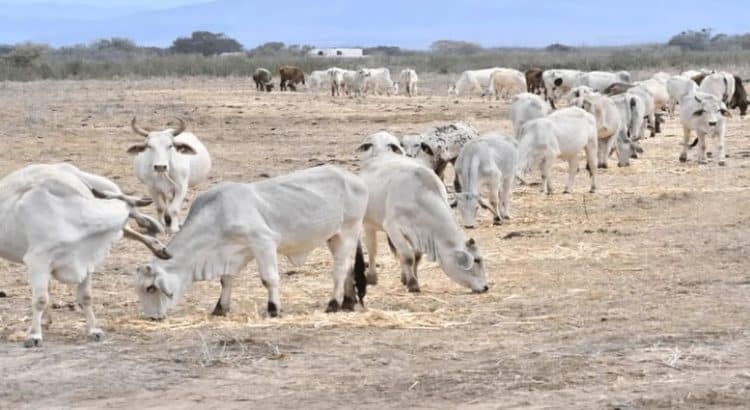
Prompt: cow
<box><xmin>516</xmin><ymin>107</ymin><xmax>598</xmax><ymax>194</ymax></box>
<box><xmin>571</xmin><ymin>91</ymin><xmax>630</xmax><ymax>168</ymax></box>
<box><xmin>483</xmin><ymin>68</ymin><xmax>527</xmax><ymax>100</ymax></box>
<box><xmin>602</xmin><ymin>82</ymin><xmax>635</xmax><ymax>96</ymax></box>
<box><xmin>450</xmin><ymin>68</ymin><xmax>501</xmax><ymax>97</ymax></box>
<box><xmin>279</xmin><ymin>65</ymin><xmax>305</xmax><ymax>91</ymax></box>
<box><xmin>400</xmin><ymin>134</ymin><xmax>423</xmax><ymax>157</ymax></box>
<box><xmin>252</xmin><ymin>68</ymin><xmax>274</xmax><ymax>92</ymax></box>
<box><xmin>133</xmin><ymin>165</ymin><xmax>369</xmax><ymax>320</ymax></box>
<box><xmin>666</xmin><ymin>75</ymin><xmax>698</xmax><ymax>117</ymax></box>
<box><xmin>407</xmin><ymin>122</ymin><xmax>478</xmax><ymax>192</ymax></box>
<box><xmin>611</xmin><ymin>93</ymin><xmax>646</xmax><ymax>165</ymax></box>
<box><xmin>510</xmin><ymin>92</ymin><xmax>551</xmax><ymax>137</ymax></box>
<box><xmin>308</xmin><ymin>69</ymin><xmax>330</xmax><ymax>91</ymax></box>
<box><xmin>678</xmin><ymin>92</ymin><xmax>731</xmax><ymax>166</ymax></box>
<box><xmin>399</xmin><ymin>68</ymin><xmax>419</xmax><ymax>97</ymax></box>
<box><xmin>629</xmin><ymin>85</ymin><xmax>661</xmax><ymax>137</ymax></box>
<box><xmin>127</xmin><ymin>118</ymin><xmax>212</xmax><ymax>234</ymax></box>
<box><xmin>342</xmin><ymin>69</ymin><xmax>370</xmax><ymax>97</ymax></box>
<box><xmin>542</xmin><ymin>69</ymin><xmax>584</xmax><ymax>109</ymax></box>
<box><xmin>578</xmin><ymin>71</ymin><xmax>631</xmax><ymax>93</ymax></box>
<box><xmin>356</xmin><ymin>132</ymin><xmax>489</xmax><ymax>293</ymax></box>
<box><xmin>634</xmin><ymin>78</ymin><xmax>670</xmax><ymax>112</ymax></box>
<box><xmin>699</xmin><ymin>72</ymin><xmax>736</xmax><ymax>107</ymax></box>
<box><xmin>0</xmin><ymin>163</ymin><xmax>169</xmax><ymax>347</ymax></box>
<box><xmin>729</xmin><ymin>75</ymin><xmax>748</xmax><ymax>117</ymax></box>
<box><xmin>453</xmin><ymin>134</ymin><xmax>518</xmax><ymax>228</ymax></box>
<box><xmin>525</xmin><ymin>67</ymin><xmax>545</xmax><ymax>95</ymax></box>
<box><xmin>363</xmin><ymin>67</ymin><xmax>397</xmax><ymax>95</ymax></box>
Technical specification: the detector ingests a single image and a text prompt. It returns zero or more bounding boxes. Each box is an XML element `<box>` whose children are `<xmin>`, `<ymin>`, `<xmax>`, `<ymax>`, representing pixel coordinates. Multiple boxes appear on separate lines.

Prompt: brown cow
<box><xmin>729</xmin><ymin>75</ymin><xmax>748</xmax><ymax>117</ymax></box>
<box><xmin>525</xmin><ymin>68</ymin><xmax>544</xmax><ymax>95</ymax></box>
<box><xmin>279</xmin><ymin>65</ymin><xmax>305</xmax><ymax>91</ymax></box>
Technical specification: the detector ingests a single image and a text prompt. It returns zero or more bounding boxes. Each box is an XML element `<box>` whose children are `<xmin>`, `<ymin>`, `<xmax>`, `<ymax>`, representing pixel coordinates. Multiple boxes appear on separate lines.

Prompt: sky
<box><xmin>0</xmin><ymin>0</ymin><xmax>747</xmax><ymax>49</ymax></box>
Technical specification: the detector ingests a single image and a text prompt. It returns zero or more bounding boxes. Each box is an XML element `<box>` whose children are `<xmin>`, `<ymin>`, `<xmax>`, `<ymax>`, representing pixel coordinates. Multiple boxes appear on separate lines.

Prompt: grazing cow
<box><xmin>602</xmin><ymin>82</ymin><xmax>635</xmax><ymax>96</ymax></box>
<box><xmin>342</xmin><ymin>69</ymin><xmax>370</xmax><ymax>97</ymax></box>
<box><xmin>729</xmin><ymin>75</ymin><xmax>748</xmax><ymax>116</ymax></box>
<box><xmin>357</xmin><ymin>133</ymin><xmax>489</xmax><ymax>293</ymax></box>
<box><xmin>450</xmin><ymin>68</ymin><xmax>500</xmax><ymax>97</ymax></box>
<box><xmin>279</xmin><ymin>65</ymin><xmax>305</xmax><ymax>91</ymax></box>
<box><xmin>408</xmin><ymin>122</ymin><xmax>478</xmax><ymax>192</ymax></box>
<box><xmin>629</xmin><ymin>85</ymin><xmax>661</xmax><ymax>137</ymax></box>
<box><xmin>525</xmin><ymin>67</ymin><xmax>545</xmax><ymax>95</ymax></box>
<box><xmin>363</xmin><ymin>67</ymin><xmax>397</xmax><ymax>95</ymax></box>
<box><xmin>611</xmin><ymin>93</ymin><xmax>646</xmax><ymax>165</ymax></box>
<box><xmin>666</xmin><ymin>75</ymin><xmax>698</xmax><ymax>116</ymax></box>
<box><xmin>542</xmin><ymin>69</ymin><xmax>584</xmax><ymax>108</ymax></box>
<box><xmin>678</xmin><ymin>92</ymin><xmax>731</xmax><ymax>165</ymax></box>
<box><xmin>578</xmin><ymin>71</ymin><xmax>631</xmax><ymax>92</ymax></box>
<box><xmin>483</xmin><ymin>68</ymin><xmax>527</xmax><ymax>100</ymax></box>
<box><xmin>516</xmin><ymin>107</ymin><xmax>598</xmax><ymax>194</ymax></box>
<box><xmin>699</xmin><ymin>72</ymin><xmax>736</xmax><ymax>107</ymax></box>
<box><xmin>399</xmin><ymin>68</ymin><xmax>419</xmax><ymax>97</ymax></box>
<box><xmin>572</xmin><ymin>91</ymin><xmax>630</xmax><ymax>168</ymax></box>
<box><xmin>510</xmin><ymin>92</ymin><xmax>551</xmax><ymax>137</ymax></box>
<box><xmin>0</xmin><ymin>163</ymin><xmax>169</xmax><ymax>347</ymax></box>
<box><xmin>453</xmin><ymin>134</ymin><xmax>518</xmax><ymax>228</ymax></box>
<box><xmin>308</xmin><ymin>69</ymin><xmax>330</xmax><ymax>91</ymax></box>
<box><xmin>127</xmin><ymin>118</ymin><xmax>212</xmax><ymax>233</ymax></box>
<box><xmin>252</xmin><ymin>68</ymin><xmax>274</xmax><ymax>92</ymax></box>
<box><xmin>134</xmin><ymin>165</ymin><xmax>369</xmax><ymax>319</ymax></box>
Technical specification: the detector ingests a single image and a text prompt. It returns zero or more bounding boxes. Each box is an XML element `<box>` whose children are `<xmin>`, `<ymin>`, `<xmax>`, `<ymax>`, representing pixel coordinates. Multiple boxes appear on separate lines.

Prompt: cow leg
<box><xmin>363</xmin><ymin>226</ymin><xmax>378</xmax><ymax>285</ymax></box>
<box><xmin>326</xmin><ymin>231</ymin><xmax>359</xmax><ymax>313</ymax></box>
<box><xmin>697</xmin><ymin>133</ymin><xmax>708</xmax><ymax>164</ymax></box>
<box><xmin>648</xmin><ymin>113</ymin><xmax>656</xmax><ymax>137</ymax></box>
<box><xmin>717</xmin><ymin>129</ymin><xmax>727</xmax><ymax>166</ymax></box>
<box><xmin>487</xmin><ymin>177</ymin><xmax>502</xmax><ymax>225</ymax></box>
<box><xmin>585</xmin><ymin>140</ymin><xmax>598</xmax><ymax>194</ymax></box>
<box><xmin>679</xmin><ymin>126</ymin><xmax>692</xmax><ymax>162</ymax></box>
<box><xmin>500</xmin><ymin>175</ymin><xmax>513</xmax><ymax>220</ymax></box>
<box><xmin>165</xmin><ymin>181</ymin><xmax>189</xmax><ymax>233</ymax></box>
<box><xmin>24</xmin><ymin>263</ymin><xmax>50</xmax><ymax>347</ymax></box>
<box><xmin>254</xmin><ymin>245</ymin><xmax>281</xmax><ymax>318</ymax></box>
<box><xmin>212</xmin><ymin>275</ymin><xmax>233</xmax><ymax>316</ymax></box>
<box><xmin>563</xmin><ymin>158</ymin><xmax>579</xmax><ymax>194</ymax></box>
<box><xmin>450</xmin><ymin>159</ymin><xmax>462</xmax><ymax>193</ymax></box>
<box><xmin>540</xmin><ymin>156</ymin><xmax>553</xmax><ymax>195</ymax></box>
<box><xmin>76</xmin><ymin>272</ymin><xmax>104</xmax><ymax>342</ymax></box>
<box><xmin>597</xmin><ymin>137</ymin><xmax>611</xmax><ymax>168</ymax></box>
<box><xmin>385</xmin><ymin>227</ymin><xmax>420</xmax><ymax>292</ymax></box>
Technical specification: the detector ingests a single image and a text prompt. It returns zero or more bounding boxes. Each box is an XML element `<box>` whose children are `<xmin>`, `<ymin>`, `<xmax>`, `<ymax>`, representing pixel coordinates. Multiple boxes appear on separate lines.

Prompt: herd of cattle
<box><xmin>0</xmin><ymin>65</ymin><xmax>746</xmax><ymax>348</ymax></box>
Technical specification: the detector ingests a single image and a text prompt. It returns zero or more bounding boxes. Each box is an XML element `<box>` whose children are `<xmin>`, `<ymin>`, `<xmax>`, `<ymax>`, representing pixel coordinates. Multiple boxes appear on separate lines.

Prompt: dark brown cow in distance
<box><xmin>525</xmin><ymin>68</ymin><xmax>545</xmax><ymax>95</ymax></box>
<box><xmin>729</xmin><ymin>75</ymin><xmax>748</xmax><ymax>116</ymax></box>
<box><xmin>279</xmin><ymin>65</ymin><xmax>305</xmax><ymax>91</ymax></box>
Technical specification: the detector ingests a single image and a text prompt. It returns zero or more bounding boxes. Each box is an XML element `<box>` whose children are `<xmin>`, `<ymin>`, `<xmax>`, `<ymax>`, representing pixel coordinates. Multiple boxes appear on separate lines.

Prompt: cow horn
<box><xmin>171</xmin><ymin>117</ymin><xmax>186</xmax><ymax>137</ymax></box>
<box><xmin>131</xmin><ymin>117</ymin><xmax>150</xmax><ymax>137</ymax></box>
<box><xmin>694</xmin><ymin>95</ymin><xmax>702</xmax><ymax>103</ymax></box>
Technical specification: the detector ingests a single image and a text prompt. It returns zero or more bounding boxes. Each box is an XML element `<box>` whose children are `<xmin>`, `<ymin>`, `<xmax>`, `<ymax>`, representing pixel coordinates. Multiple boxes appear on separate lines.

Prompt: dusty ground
<box><xmin>1</xmin><ymin>77</ymin><xmax>749</xmax><ymax>409</ymax></box>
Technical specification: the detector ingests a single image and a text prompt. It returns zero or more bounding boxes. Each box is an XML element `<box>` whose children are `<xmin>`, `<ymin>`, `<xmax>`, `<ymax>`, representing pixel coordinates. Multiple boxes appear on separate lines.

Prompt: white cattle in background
<box><xmin>578</xmin><ymin>71</ymin><xmax>631</xmax><ymax>92</ymax></box>
<box><xmin>308</xmin><ymin>70</ymin><xmax>330</xmax><ymax>91</ymax></box>
<box><xmin>666</xmin><ymin>75</ymin><xmax>698</xmax><ymax>116</ymax></box>
<box><xmin>0</xmin><ymin>163</ymin><xmax>169</xmax><ymax>347</ymax></box>
<box><xmin>127</xmin><ymin>118</ymin><xmax>212</xmax><ymax>234</ymax></box>
<box><xmin>363</xmin><ymin>67</ymin><xmax>397</xmax><ymax>95</ymax></box>
<box><xmin>509</xmin><ymin>92</ymin><xmax>551</xmax><ymax>137</ymax></box>
<box><xmin>356</xmin><ymin>132</ymin><xmax>489</xmax><ymax>293</ymax></box>
<box><xmin>629</xmin><ymin>84</ymin><xmax>661</xmax><ymax>137</ymax></box>
<box><xmin>699</xmin><ymin>71</ymin><xmax>736</xmax><ymax>105</ymax></box>
<box><xmin>399</xmin><ymin>68</ymin><xmax>419</xmax><ymax>96</ymax></box>
<box><xmin>483</xmin><ymin>68</ymin><xmax>527</xmax><ymax>100</ymax></box>
<box><xmin>542</xmin><ymin>69</ymin><xmax>584</xmax><ymax>108</ymax></box>
<box><xmin>450</xmin><ymin>68</ymin><xmax>500</xmax><ymax>97</ymax></box>
<box><xmin>571</xmin><ymin>91</ymin><xmax>631</xmax><ymax>168</ymax></box>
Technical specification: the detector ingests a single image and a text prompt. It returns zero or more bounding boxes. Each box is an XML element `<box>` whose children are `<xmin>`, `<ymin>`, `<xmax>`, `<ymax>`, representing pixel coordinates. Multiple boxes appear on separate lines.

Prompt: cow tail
<box><xmin>353</xmin><ymin>241</ymin><xmax>367</xmax><ymax>306</ymax></box>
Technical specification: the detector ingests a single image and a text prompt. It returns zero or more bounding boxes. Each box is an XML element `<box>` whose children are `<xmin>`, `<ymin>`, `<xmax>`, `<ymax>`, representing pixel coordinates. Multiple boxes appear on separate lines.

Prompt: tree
<box><xmin>430</xmin><ymin>40</ymin><xmax>482</xmax><ymax>55</ymax></box>
<box><xmin>667</xmin><ymin>28</ymin><xmax>713</xmax><ymax>51</ymax></box>
<box><xmin>92</xmin><ymin>37</ymin><xmax>137</xmax><ymax>52</ymax></box>
<box><xmin>170</xmin><ymin>31</ymin><xmax>243</xmax><ymax>56</ymax></box>
<box><xmin>3</xmin><ymin>42</ymin><xmax>51</xmax><ymax>67</ymax></box>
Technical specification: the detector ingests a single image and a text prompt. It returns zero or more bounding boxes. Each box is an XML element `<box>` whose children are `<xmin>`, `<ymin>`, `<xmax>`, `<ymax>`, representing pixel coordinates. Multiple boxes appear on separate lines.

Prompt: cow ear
<box><xmin>720</xmin><ymin>108</ymin><xmax>732</xmax><ymax>118</ymax></box>
<box><xmin>174</xmin><ymin>142</ymin><xmax>197</xmax><ymax>155</ymax></box>
<box><xmin>454</xmin><ymin>249</ymin><xmax>474</xmax><ymax>270</ymax></box>
<box><xmin>420</xmin><ymin>142</ymin><xmax>434</xmax><ymax>156</ymax></box>
<box><xmin>388</xmin><ymin>143</ymin><xmax>405</xmax><ymax>155</ymax></box>
<box><xmin>356</xmin><ymin>143</ymin><xmax>372</xmax><ymax>152</ymax></box>
<box><xmin>127</xmin><ymin>144</ymin><xmax>147</xmax><ymax>155</ymax></box>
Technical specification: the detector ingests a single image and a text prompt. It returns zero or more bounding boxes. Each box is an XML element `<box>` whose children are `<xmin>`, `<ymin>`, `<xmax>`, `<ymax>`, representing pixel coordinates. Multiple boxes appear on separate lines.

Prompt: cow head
<box><xmin>692</xmin><ymin>94</ymin><xmax>730</xmax><ymax>130</ymax></box>
<box><xmin>134</xmin><ymin>264</ymin><xmax>183</xmax><ymax>320</ymax></box>
<box><xmin>455</xmin><ymin>192</ymin><xmax>502</xmax><ymax>229</ymax></box>
<box><xmin>441</xmin><ymin>238</ymin><xmax>489</xmax><ymax>294</ymax></box>
<box><xmin>400</xmin><ymin>134</ymin><xmax>423</xmax><ymax>157</ymax></box>
<box><xmin>356</xmin><ymin>132</ymin><xmax>404</xmax><ymax>159</ymax></box>
<box><xmin>127</xmin><ymin>117</ymin><xmax>197</xmax><ymax>174</ymax></box>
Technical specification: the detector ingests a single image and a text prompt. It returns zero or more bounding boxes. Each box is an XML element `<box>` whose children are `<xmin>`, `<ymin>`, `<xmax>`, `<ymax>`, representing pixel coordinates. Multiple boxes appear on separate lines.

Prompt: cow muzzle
<box><xmin>153</xmin><ymin>165</ymin><xmax>168</xmax><ymax>173</ymax></box>
<box><xmin>708</xmin><ymin>121</ymin><xmax>718</xmax><ymax>127</ymax></box>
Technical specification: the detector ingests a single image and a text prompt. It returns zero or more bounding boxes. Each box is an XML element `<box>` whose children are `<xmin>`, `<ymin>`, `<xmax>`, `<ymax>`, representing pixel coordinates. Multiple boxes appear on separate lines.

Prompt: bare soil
<box><xmin>1</xmin><ymin>77</ymin><xmax>749</xmax><ymax>409</ymax></box>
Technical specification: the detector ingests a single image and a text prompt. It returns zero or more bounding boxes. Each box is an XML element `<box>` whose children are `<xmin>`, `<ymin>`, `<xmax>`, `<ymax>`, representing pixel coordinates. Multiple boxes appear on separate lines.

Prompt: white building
<box><xmin>308</xmin><ymin>48</ymin><xmax>364</xmax><ymax>58</ymax></box>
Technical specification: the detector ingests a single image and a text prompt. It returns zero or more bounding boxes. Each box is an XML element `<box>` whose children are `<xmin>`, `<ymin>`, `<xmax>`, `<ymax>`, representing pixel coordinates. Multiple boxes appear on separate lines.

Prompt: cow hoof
<box><xmin>211</xmin><ymin>301</ymin><xmax>228</xmax><ymax>316</ymax></box>
<box><xmin>679</xmin><ymin>154</ymin><xmax>687</xmax><ymax>163</ymax></box>
<box><xmin>325</xmin><ymin>299</ymin><xmax>339</xmax><ymax>313</ymax></box>
<box><xmin>718</xmin><ymin>160</ymin><xmax>726</xmax><ymax>166</ymax></box>
<box><xmin>341</xmin><ymin>296</ymin><xmax>356</xmax><ymax>312</ymax></box>
<box><xmin>589</xmin><ymin>187</ymin><xmax>597</xmax><ymax>194</ymax></box>
<box><xmin>88</xmin><ymin>329</ymin><xmax>105</xmax><ymax>342</ymax></box>
<box><xmin>24</xmin><ymin>337</ymin><xmax>42</xmax><ymax>348</ymax></box>
<box><xmin>267</xmin><ymin>301</ymin><xmax>279</xmax><ymax>318</ymax></box>
<box><xmin>366</xmin><ymin>273</ymin><xmax>378</xmax><ymax>286</ymax></box>
<box><xmin>492</xmin><ymin>217</ymin><xmax>503</xmax><ymax>226</ymax></box>
<box><xmin>407</xmin><ymin>278</ymin><xmax>421</xmax><ymax>293</ymax></box>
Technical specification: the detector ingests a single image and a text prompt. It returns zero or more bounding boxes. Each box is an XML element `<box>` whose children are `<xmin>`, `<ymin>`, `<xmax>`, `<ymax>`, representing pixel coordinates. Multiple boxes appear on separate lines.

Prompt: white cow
<box><xmin>611</xmin><ymin>93</ymin><xmax>646</xmax><ymax>166</ymax></box>
<box><xmin>400</xmin><ymin>134</ymin><xmax>423</xmax><ymax>157</ymax></box>
<box><xmin>483</xmin><ymin>68</ymin><xmax>527</xmax><ymax>100</ymax></box>
<box><xmin>510</xmin><ymin>92</ymin><xmax>551</xmax><ymax>137</ymax></box>
<box><xmin>0</xmin><ymin>163</ymin><xmax>169</xmax><ymax>347</ymax></box>
<box><xmin>134</xmin><ymin>165</ymin><xmax>369</xmax><ymax>319</ymax></box>
<box><xmin>450</xmin><ymin>68</ymin><xmax>500</xmax><ymax>97</ymax></box>
<box><xmin>699</xmin><ymin>71</ymin><xmax>735</xmax><ymax>105</ymax></box>
<box><xmin>571</xmin><ymin>91</ymin><xmax>630</xmax><ymax>168</ymax></box>
<box><xmin>578</xmin><ymin>71</ymin><xmax>631</xmax><ymax>92</ymax></box>
<box><xmin>342</xmin><ymin>69</ymin><xmax>369</xmax><ymax>97</ymax></box>
<box><xmin>399</xmin><ymin>68</ymin><xmax>419</xmax><ymax>97</ymax></box>
<box><xmin>629</xmin><ymin>85</ymin><xmax>660</xmax><ymax>137</ymax></box>
<box><xmin>542</xmin><ymin>69</ymin><xmax>584</xmax><ymax>108</ymax></box>
<box><xmin>127</xmin><ymin>118</ymin><xmax>212</xmax><ymax>233</ymax></box>
<box><xmin>636</xmin><ymin>78</ymin><xmax>670</xmax><ymax>112</ymax></box>
<box><xmin>666</xmin><ymin>75</ymin><xmax>698</xmax><ymax>116</ymax></box>
<box><xmin>408</xmin><ymin>122</ymin><xmax>478</xmax><ymax>192</ymax></box>
<box><xmin>363</xmin><ymin>67</ymin><xmax>397</xmax><ymax>95</ymax></box>
<box><xmin>516</xmin><ymin>107</ymin><xmax>598</xmax><ymax>194</ymax></box>
<box><xmin>678</xmin><ymin>92</ymin><xmax>731</xmax><ymax>165</ymax></box>
<box><xmin>652</xmin><ymin>72</ymin><xmax>672</xmax><ymax>84</ymax></box>
<box><xmin>357</xmin><ymin>132</ymin><xmax>489</xmax><ymax>293</ymax></box>
<box><xmin>453</xmin><ymin>134</ymin><xmax>518</xmax><ymax>228</ymax></box>
<box><xmin>308</xmin><ymin>70</ymin><xmax>330</xmax><ymax>91</ymax></box>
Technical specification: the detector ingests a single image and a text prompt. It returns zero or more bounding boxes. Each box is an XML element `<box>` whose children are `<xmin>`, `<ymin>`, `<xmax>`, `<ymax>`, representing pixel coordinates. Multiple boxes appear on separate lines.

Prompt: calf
<box><xmin>134</xmin><ymin>165</ymin><xmax>369</xmax><ymax>319</ymax></box>
<box><xmin>357</xmin><ymin>133</ymin><xmax>489</xmax><ymax>293</ymax></box>
<box><xmin>0</xmin><ymin>163</ymin><xmax>168</xmax><ymax>347</ymax></box>
<box><xmin>453</xmin><ymin>134</ymin><xmax>518</xmax><ymax>228</ymax></box>
<box><xmin>678</xmin><ymin>92</ymin><xmax>731</xmax><ymax>165</ymax></box>
<box><xmin>127</xmin><ymin>118</ymin><xmax>212</xmax><ymax>233</ymax></box>
<box><xmin>517</xmin><ymin>107</ymin><xmax>598</xmax><ymax>194</ymax></box>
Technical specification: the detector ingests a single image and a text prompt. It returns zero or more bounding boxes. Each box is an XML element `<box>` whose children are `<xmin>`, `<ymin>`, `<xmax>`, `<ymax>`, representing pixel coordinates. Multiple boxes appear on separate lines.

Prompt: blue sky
<box><xmin>0</xmin><ymin>0</ymin><xmax>747</xmax><ymax>49</ymax></box>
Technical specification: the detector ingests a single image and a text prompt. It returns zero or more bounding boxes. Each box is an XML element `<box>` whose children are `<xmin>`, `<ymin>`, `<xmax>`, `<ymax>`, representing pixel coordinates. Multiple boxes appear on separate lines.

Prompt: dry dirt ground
<box><xmin>1</xmin><ymin>77</ymin><xmax>749</xmax><ymax>409</ymax></box>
